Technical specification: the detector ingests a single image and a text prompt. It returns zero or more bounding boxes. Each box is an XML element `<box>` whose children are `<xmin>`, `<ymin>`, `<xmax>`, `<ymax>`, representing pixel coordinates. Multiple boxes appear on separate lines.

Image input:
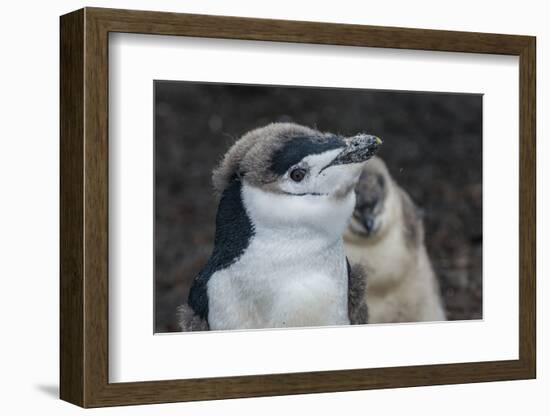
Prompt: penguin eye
<box><xmin>289</xmin><ymin>168</ymin><xmax>307</xmax><ymax>182</ymax></box>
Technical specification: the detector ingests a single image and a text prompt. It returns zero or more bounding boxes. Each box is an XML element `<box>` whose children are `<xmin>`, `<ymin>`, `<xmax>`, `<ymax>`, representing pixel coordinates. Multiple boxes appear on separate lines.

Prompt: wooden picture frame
<box><xmin>60</xmin><ymin>7</ymin><xmax>536</xmax><ymax>408</ymax></box>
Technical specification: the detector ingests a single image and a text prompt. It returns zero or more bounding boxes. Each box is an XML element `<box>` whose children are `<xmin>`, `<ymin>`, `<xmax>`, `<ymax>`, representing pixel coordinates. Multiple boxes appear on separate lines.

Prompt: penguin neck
<box><xmin>240</xmin><ymin>180</ymin><xmax>354</xmax><ymax>250</ymax></box>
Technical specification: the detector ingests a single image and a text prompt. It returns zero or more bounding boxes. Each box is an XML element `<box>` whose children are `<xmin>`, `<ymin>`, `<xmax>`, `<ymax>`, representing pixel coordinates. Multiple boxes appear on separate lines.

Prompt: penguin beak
<box><xmin>328</xmin><ymin>134</ymin><xmax>382</xmax><ymax>167</ymax></box>
<box><xmin>350</xmin><ymin>209</ymin><xmax>379</xmax><ymax>236</ymax></box>
<box><xmin>363</xmin><ymin>216</ymin><xmax>376</xmax><ymax>234</ymax></box>
<box><xmin>360</xmin><ymin>213</ymin><xmax>378</xmax><ymax>235</ymax></box>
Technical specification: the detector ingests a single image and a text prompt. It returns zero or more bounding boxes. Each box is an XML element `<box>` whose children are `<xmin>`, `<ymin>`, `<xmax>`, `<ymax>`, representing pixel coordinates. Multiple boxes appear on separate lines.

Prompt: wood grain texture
<box><xmin>89</xmin><ymin>7</ymin><xmax>532</xmax><ymax>54</ymax></box>
<box><xmin>59</xmin><ymin>8</ymin><xmax>84</xmax><ymax>406</ymax></box>
<box><xmin>518</xmin><ymin>38</ymin><xmax>536</xmax><ymax>376</ymax></box>
<box><xmin>83</xmin><ymin>10</ymin><xmax>110</xmax><ymax>406</ymax></box>
<box><xmin>59</xmin><ymin>7</ymin><xmax>537</xmax><ymax>408</ymax></box>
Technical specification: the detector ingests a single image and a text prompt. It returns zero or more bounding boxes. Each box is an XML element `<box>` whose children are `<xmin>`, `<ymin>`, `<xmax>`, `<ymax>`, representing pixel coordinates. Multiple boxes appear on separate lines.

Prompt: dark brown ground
<box><xmin>154</xmin><ymin>81</ymin><xmax>482</xmax><ymax>332</ymax></box>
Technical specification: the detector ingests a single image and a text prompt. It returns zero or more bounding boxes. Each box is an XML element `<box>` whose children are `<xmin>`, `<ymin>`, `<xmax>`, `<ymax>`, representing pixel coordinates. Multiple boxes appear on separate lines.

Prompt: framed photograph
<box><xmin>60</xmin><ymin>7</ymin><xmax>536</xmax><ymax>408</ymax></box>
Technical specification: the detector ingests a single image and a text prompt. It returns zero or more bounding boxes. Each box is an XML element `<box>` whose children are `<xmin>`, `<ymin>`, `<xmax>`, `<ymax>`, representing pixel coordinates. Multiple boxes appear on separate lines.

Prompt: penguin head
<box><xmin>344</xmin><ymin>156</ymin><xmax>425</xmax><ymax>247</ymax></box>
<box><xmin>213</xmin><ymin>123</ymin><xmax>381</xmax><ymax>235</ymax></box>
<box><xmin>345</xmin><ymin>156</ymin><xmax>391</xmax><ymax>240</ymax></box>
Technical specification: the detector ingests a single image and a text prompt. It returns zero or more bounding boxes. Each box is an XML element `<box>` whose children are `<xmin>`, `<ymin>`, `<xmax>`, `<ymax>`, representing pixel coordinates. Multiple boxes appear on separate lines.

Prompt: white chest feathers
<box><xmin>206</xmin><ymin>183</ymin><xmax>353</xmax><ymax>330</ymax></box>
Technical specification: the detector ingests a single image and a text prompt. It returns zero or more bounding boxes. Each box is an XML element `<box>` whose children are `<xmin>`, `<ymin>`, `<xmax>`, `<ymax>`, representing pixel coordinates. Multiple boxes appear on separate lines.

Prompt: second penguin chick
<box><xmin>343</xmin><ymin>156</ymin><xmax>446</xmax><ymax>323</ymax></box>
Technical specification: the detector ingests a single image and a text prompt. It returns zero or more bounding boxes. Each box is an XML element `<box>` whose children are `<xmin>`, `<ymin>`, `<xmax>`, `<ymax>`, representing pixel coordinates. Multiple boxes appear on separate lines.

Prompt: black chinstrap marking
<box><xmin>281</xmin><ymin>191</ymin><xmax>327</xmax><ymax>197</ymax></box>
<box><xmin>188</xmin><ymin>178</ymin><xmax>255</xmax><ymax>321</ymax></box>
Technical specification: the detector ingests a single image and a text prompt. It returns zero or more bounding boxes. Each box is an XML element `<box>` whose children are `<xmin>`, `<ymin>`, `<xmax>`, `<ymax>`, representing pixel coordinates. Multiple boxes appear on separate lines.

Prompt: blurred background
<box><xmin>154</xmin><ymin>81</ymin><xmax>482</xmax><ymax>332</ymax></box>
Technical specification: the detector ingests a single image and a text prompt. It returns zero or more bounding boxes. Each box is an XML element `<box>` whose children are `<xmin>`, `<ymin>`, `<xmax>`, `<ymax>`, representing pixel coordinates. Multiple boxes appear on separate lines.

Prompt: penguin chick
<box><xmin>343</xmin><ymin>156</ymin><xmax>446</xmax><ymax>323</ymax></box>
<box><xmin>179</xmin><ymin>123</ymin><xmax>381</xmax><ymax>331</ymax></box>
